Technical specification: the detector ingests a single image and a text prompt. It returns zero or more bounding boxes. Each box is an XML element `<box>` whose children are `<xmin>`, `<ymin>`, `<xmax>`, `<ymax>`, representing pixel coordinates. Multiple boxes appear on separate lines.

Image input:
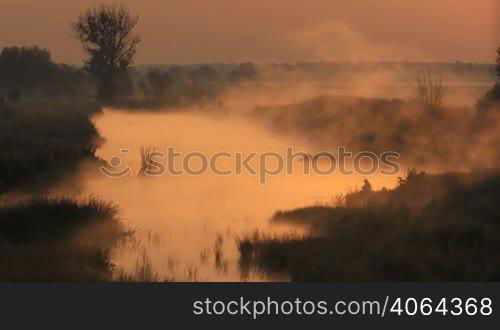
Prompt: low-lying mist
<box><xmin>1</xmin><ymin>59</ymin><xmax>491</xmax><ymax>281</ymax></box>
<box><xmin>34</xmin><ymin>68</ymin><xmax>497</xmax><ymax>280</ymax></box>
<box><xmin>46</xmin><ymin>105</ymin><xmax>397</xmax><ymax>281</ymax></box>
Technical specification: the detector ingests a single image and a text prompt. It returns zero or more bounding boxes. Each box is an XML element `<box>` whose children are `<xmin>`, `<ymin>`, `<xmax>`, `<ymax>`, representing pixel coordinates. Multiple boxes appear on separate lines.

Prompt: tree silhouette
<box><xmin>477</xmin><ymin>46</ymin><xmax>500</xmax><ymax>110</ymax></box>
<box><xmin>73</xmin><ymin>4</ymin><xmax>140</xmax><ymax>101</ymax></box>
<box><xmin>496</xmin><ymin>46</ymin><xmax>500</xmax><ymax>78</ymax></box>
<box><xmin>0</xmin><ymin>46</ymin><xmax>56</xmax><ymax>93</ymax></box>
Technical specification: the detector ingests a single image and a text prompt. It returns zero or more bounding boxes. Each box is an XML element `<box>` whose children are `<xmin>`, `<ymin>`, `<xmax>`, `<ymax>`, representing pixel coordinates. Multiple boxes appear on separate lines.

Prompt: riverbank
<box><xmin>0</xmin><ymin>101</ymin><xmax>102</xmax><ymax>195</ymax></box>
<box><xmin>239</xmin><ymin>170</ymin><xmax>500</xmax><ymax>281</ymax></box>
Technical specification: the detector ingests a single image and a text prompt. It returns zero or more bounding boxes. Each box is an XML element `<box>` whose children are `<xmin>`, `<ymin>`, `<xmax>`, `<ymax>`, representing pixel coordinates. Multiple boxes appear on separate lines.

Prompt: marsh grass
<box><xmin>0</xmin><ymin>197</ymin><xmax>125</xmax><ymax>281</ymax></box>
<box><xmin>138</xmin><ymin>146</ymin><xmax>159</xmax><ymax>176</ymax></box>
<box><xmin>113</xmin><ymin>251</ymin><xmax>163</xmax><ymax>282</ymax></box>
<box><xmin>239</xmin><ymin>170</ymin><xmax>500</xmax><ymax>281</ymax></box>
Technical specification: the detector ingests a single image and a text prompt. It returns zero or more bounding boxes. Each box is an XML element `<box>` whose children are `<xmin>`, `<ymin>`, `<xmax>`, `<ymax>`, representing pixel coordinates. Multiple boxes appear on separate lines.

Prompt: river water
<box><xmin>67</xmin><ymin>109</ymin><xmax>398</xmax><ymax>281</ymax></box>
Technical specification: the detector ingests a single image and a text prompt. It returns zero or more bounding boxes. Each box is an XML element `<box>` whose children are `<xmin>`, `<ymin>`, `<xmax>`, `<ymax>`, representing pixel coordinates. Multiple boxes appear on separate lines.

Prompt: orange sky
<box><xmin>0</xmin><ymin>0</ymin><xmax>498</xmax><ymax>64</ymax></box>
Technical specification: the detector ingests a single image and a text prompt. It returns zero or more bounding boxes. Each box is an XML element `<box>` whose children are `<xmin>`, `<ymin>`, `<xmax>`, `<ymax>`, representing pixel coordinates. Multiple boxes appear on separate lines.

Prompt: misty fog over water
<box><xmin>1</xmin><ymin>0</ymin><xmax>499</xmax><ymax>284</ymax></box>
<box><xmin>53</xmin><ymin>108</ymin><xmax>396</xmax><ymax>281</ymax></box>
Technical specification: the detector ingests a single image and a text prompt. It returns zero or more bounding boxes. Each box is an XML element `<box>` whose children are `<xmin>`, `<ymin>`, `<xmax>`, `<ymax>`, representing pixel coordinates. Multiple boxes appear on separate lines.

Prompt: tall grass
<box><xmin>138</xmin><ymin>146</ymin><xmax>159</xmax><ymax>176</ymax></box>
<box><xmin>113</xmin><ymin>251</ymin><xmax>162</xmax><ymax>282</ymax></box>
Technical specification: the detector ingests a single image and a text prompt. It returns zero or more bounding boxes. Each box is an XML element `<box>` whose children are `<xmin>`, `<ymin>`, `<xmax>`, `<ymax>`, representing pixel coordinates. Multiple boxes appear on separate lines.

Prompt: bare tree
<box><xmin>416</xmin><ymin>68</ymin><xmax>445</xmax><ymax>107</ymax></box>
<box><xmin>73</xmin><ymin>4</ymin><xmax>140</xmax><ymax>101</ymax></box>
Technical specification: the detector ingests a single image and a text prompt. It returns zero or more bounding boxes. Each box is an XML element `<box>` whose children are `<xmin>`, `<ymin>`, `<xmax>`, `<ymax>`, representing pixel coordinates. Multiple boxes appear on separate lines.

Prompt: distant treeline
<box><xmin>0</xmin><ymin>46</ymin><xmax>257</xmax><ymax>106</ymax></box>
<box><xmin>0</xmin><ymin>45</ymin><xmax>496</xmax><ymax>106</ymax></box>
<box><xmin>0</xmin><ymin>46</ymin><xmax>92</xmax><ymax>100</ymax></box>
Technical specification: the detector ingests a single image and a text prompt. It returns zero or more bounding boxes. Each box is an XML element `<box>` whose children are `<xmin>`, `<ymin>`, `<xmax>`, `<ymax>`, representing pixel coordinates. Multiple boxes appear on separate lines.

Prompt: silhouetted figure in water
<box><xmin>361</xmin><ymin>179</ymin><xmax>373</xmax><ymax>194</ymax></box>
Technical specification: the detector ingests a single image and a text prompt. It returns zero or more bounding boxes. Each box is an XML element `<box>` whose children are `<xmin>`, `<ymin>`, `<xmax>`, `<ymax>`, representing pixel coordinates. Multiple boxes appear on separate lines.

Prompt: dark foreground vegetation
<box><xmin>239</xmin><ymin>169</ymin><xmax>500</xmax><ymax>281</ymax></box>
<box><xmin>0</xmin><ymin>101</ymin><xmax>101</xmax><ymax>194</ymax></box>
<box><xmin>0</xmin><ymin>198</ymin><xmax>124</xmax><ymax>281</ymax></box>
<box><xmin>0</xmin><ymin>101</ymin><xmax>118</xmax><ymax>281</ymax></box>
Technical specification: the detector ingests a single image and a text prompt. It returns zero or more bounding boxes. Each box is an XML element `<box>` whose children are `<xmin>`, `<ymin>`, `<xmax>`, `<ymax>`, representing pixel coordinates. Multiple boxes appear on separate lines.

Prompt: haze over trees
<box><xmin>72</xmin><ymin>4</ymin><xmax>140</xmax><ymax>102</ymax></box>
